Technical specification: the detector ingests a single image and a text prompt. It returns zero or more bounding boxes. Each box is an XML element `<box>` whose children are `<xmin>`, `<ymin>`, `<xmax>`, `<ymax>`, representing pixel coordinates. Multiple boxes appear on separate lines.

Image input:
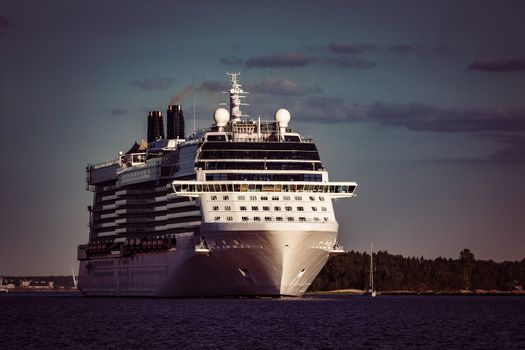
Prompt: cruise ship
<box><xmin>77</xmin><ymin>73</ymin><xmax>357</xmax><ymax>297</ymax></box>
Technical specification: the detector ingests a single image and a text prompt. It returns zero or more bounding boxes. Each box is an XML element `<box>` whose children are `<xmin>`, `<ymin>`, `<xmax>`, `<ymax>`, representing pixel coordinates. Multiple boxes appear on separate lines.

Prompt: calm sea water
<box><xmin>1</xmin><ymin>292</ymin><xmax>524</xmax><ymax>349</ymax></box>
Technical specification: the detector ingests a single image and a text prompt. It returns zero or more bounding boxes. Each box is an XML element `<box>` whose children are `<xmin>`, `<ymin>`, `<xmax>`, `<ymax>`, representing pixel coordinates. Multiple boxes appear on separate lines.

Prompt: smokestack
<box><xmin>167</xmin><ymin>105</ymin><xmax>185</xmax><ymax>139</ymax></box>
<box><xmin>147</xmin><ymin>110</ymin><xmax>164</xmax><ymax>142</ymax></box>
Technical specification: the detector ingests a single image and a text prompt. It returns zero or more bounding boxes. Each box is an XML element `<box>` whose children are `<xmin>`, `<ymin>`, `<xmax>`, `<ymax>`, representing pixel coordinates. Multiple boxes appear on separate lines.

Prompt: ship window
<box><xmin>263</xmin><ymin>206</ymin><xmax>270</xmax><ymax>211</ymax></box>
<box><xmin>225</xmin><ymin>206</ymin><xmax>232</xmax><ymax>211</ymax></box>
<box><xmin>312</xmin><ymin>207</ymin><xmax>318</xmax><ymax>211</ymax></box>
<box><xmin>314</xmin><ymin>217</ymin><xmax>320</xmax><ymax>222</ymax></box>
<box><xmin>207</xmin><ymin>135</ymin><xmax>226</xmax><ymax>141</ymax></box>
<box><xmin>227</xmin><ymin>216</ymin><xmax>233</xmax><ymax>222</ymax></box>
<box><xmin>284</xmin><ymin>135</ymin><xmax>301</xmax><ymax>142</ymax></box>
<box><xmin>254</xmin><ymin>217</ymin><xmax>261</xmax><ymax>221</ymax></box>
<box><xmin>252</xmin><ymin>206</ymin><xmax>259</xmax><ymax>211</ymax></box>
<box><xmin>276</xmin><ymin>217</ymin><xmax>283</xmax><ymax>221</ymax></box>
<box><xmin>261</xmin><ymin>196</ymin><xmax>268</xmax><ymax>201</ymax></box>
<box><xmin>214</xmin><ymin>216</ymin><xmax>221</xmax><ymax>221</ymax></box>
<box><xmin>285</xmin><ymin>206</ymin><xmax>292</xmax><ymax>211</ymax></box>
<box><xmin>212</xmin><ymin>206</ymin><xmax>219</xmax><ymax>211</ymax></box>
<box><xmin>287</xmin><ymin>217</ymin><xmax>294</xmax><ymax>222</ymax></box>
<box><xmin>295</xmin><ymin>196</ymin><xmax>302</xmax><ymax>201</ymax></box>
<box><xmin>297</xmin><ymin>207</ymin><xmax>304</xmax><ymax>211</ymax></box>
<box><xmin>309</xmin><ymin>196</ymin><xmax>316</xmax><ymax>201</ymax></box>
<box><xmin>250</xmin><ymin>195</ymin><xmax>257</xmax><ymax>201</ymax></box>
<box><xmin>272</xmin><ymin>196</ymin><xmax>279</xmax><ymax>201</ymax></box>
<box><xmin>319</xmin><ymin>196</ymin><xmax>325</xmax><ymax>201</ymax></box>
<box><xmin>274</xmin><ymin>206</ymin><xmax>281</xmax><ymax>211</ymax></box>
<box><xmin>211</xmin><ymin>195</ymin><xmax>217</xmax><ymax>201</ymax></box>
<box><xmin>233</xmin><ymin>240</ymin><xmax>240</xmax><ymax>244</ymax></box>
<box><xmin>321</xmin><ymin>207</ymin><xmax>327</xmax><ymax>212</ymax></box>
<box><xmin>324</xmin><ymin>217</ymin><xmax>329</xmax><ymax>222</ymax></box>
<box><xmin>299</xmin><ymin>217</ymin><xmax>306</xmax><ymax>222</ymax></box>
<box><xmin>264</xmin><ymin>217</ymin><xmax>272</xmax><ymax>222</ymax></box>
<box><xmin>240</xmin><ymin>206</ymin><xmax>247</xmax><ymax>211</ymax></box>
<box><xmin>242</xmin><ymin>217</ymin><xmax>249</xmax><ymax>222</ymax></box>
<box><xmin>223</xmin><ymin>195</ymin><xmax>230</xmax><ymax>200</ymax></box>
<box><xmin>283</xmin><ymin>196</ymin><xmax>291</xmax><ymax>201</ymax></box>
<box><xmin>237</xmin><ymin>195</ymin><xmax>246</xmax><ymax>200</ymax></box>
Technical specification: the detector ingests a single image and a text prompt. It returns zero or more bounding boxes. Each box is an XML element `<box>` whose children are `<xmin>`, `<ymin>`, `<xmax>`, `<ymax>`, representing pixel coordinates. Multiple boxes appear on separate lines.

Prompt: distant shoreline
<box><xmin>309</xmin><ymin>289</ymin><xmax>525</xmax><ymax>296</ymax></box>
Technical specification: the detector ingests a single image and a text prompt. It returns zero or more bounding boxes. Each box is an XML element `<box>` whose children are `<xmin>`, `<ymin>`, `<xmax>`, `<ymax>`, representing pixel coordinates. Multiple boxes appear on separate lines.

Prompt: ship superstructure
<box><xmin>77</xmin><ymin>73</ymin><xmax>357</xmax><ymax>297</ymax></box>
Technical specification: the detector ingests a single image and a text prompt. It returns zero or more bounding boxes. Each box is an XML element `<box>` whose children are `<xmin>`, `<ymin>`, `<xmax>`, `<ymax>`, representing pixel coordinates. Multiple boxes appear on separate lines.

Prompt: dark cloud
<box><xmin>489</xmin><ymin>135</ymin><xmax>525</xmax><ymax>162</ymax></box>
<box><xmin>220</xmin><ymin>56</ymin><xmax>244</xmax><ymax>67</ymax></box>
<box><xmin>298</xmin><ymin>97</ymin><xmax>361</xmax><ymax>123</ymax></box>
<box><xmin>245</xmin><ymin>54</ymin><xmax>313</xmax><ymax>68</ymax></box>
<box><xmin>102</xmin><ymin>107</ymin><xmax>128</xmax><ymax>116</ymax></box>
<box><xmin>129</xmin><ymin>74</ymin><xmax>174</xmax><ymax>90</ymax></box>
<box><xmin>328</xmin><ymin>42</ymin><xmax>376</xmax><ymax>54</ymax></box>
<box><xmin>197</xmin><ymin>80</ymin><xmax>229</xmax><ymax>92</ymax></box>
<box><xmin>299</xmin><ymin>98</ymin><xmax>525</xmax><ymax>133</ymax></box>
<box><xmin>366</xmin><ymin>103</ymin><xmax>525</xmax><ymax>133</ymax></box>
<box><xmin>389</xmin><ymin>44</ymin><xmax>417</xmax><ymax>54</ymax></box>
<box><xmin>110</xmin><ymin>108</ymin><xmax>128</xmax><ymax>116</ymax></box>
<box><xmin>468</xmin><ymin>57</ymin><xmax>525</xmax><ymax>72</ymax></box>
<box><xmin>250</xmin><ymin>79</ymin><xmax>322</xmax><ymax>96</ymax></box>
<box><xmin>325</xmin><ymin>57</ymin><xmax>377</xmax><ymax>69</ymax></box>
<box><xmin>434</xmin><ymin>46</ymin><xmax>450</xmax><ymax>55</ymax></box>
<box><xmin>243</xmin><ymin>52</ymin><xmax>376</xmax><ymax>70</ymax></box>
<box><xmin>0</xmin><ymin>14</ymin><xmax>12</xmax><ymax>37</ymax></box>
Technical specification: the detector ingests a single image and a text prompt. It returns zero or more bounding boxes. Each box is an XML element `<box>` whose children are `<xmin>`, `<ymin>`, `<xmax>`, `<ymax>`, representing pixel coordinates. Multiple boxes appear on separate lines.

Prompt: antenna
<box><xmin>193</xmin><ymin>94</ymin><xmax>196</xmax><ymax>136</ymax></box>
<box><xmin>225</xmin><ymin>72</ymin><xmax>249</xmax><ymax>122</ymax></box>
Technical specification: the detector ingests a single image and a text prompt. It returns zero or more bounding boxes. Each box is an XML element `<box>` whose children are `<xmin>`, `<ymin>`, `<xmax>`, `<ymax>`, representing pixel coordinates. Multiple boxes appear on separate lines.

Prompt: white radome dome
<box><xmin>213</xmin><ymin>108</ymin><xmax>230</xmax><ymax>127</ymax></box>
<box><xmin>274</xmin><ymin>108</ymin><xmax>291</xmax><ymax>127</ymax></box>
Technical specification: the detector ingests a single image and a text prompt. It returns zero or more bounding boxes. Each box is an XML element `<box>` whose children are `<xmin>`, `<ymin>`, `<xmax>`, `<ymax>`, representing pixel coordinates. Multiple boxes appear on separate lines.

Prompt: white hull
<box><xmin>78</xmin><ymin>223</ymin><xmax>338</xmax><ymax>297</ymax></box>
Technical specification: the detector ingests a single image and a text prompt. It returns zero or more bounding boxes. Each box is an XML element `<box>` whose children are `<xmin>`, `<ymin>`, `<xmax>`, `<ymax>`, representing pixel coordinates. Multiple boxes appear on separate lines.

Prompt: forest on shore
<box><xmin>309</xmin><ymin>249</ymin><xmax>525</xmax><ymax>292</ymax></box>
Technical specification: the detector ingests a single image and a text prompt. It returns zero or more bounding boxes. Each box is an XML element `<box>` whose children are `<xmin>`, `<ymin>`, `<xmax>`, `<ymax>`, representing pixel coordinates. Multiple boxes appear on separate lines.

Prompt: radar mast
<box><xmin>226</xmin><ymin>72</ymin><xmax>249</xmax><ymax>122</ymax></box>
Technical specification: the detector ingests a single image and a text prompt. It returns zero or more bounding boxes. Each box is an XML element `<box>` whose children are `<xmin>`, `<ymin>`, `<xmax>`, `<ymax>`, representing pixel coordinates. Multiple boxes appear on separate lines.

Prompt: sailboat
<box><xmin>363</xmin><ymin>239</ymin><xmax>377</xmax><ymax>297</ymax></box>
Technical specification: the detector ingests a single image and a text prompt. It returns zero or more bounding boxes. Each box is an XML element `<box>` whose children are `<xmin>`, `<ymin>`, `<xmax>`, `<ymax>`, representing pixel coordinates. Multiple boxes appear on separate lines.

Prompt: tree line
<box><xmin>308</xmin><ymin>249</ymin><xmax>525</xmax><ymax>292</ymax></box>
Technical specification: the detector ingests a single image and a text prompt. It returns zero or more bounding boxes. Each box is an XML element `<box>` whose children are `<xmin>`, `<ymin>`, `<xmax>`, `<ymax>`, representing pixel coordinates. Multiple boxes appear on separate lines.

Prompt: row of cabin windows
<box><xmin>200</xmin><ymin>163</ymin><xmax>323</xmax><ymax>172</ymax></box>
<box><xmin>210</xmin><ymin>195</ymin><xmax>325</xmax><ymax>201</ymax></box>
<box><xmin>214</xmin><ymin>205</ymin><xmax>328</xmax><ymax>212</ymax></box>
<box><xmin>199</xmin><ymin>150</ymin><xmax>321</xmax><ymax>161</ymax></box>
<box><xmin>206</xmin><ymin>173</ymin><xmax>322</xmax><ymax>181</ymax></box>
<box><xmin>213</xmin><ymin>216</ymin><xmax>330</xmax><ymax>223</ymax></box>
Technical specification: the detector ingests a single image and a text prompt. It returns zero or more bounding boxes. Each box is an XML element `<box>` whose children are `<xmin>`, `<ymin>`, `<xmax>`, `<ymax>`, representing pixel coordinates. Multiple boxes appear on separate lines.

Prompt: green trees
<box><xmin>308</xmin><ymin>249</ymin><xmax>525</xmax><ymax>292</ymax></box>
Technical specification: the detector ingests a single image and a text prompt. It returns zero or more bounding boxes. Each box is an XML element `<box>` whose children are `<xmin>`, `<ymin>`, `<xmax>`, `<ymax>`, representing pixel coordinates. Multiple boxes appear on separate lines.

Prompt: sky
<box><xmin>1</xmin><ymin>0</ymin><xmax>524</xmax><ymax>275</ymax></box>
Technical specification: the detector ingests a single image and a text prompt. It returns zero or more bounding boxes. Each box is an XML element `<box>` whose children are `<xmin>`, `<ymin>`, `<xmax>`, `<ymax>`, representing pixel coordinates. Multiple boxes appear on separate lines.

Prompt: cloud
<box><xmin>197</xmin><ymin>80</ymin><xmax>230</xmax><ymax>92</ymax></box>
<box><xmin>220</xmin><ymin>56</ymin><xmax>244</xmax><ymax>67</ymax></box>
<box><xmin>0</xmin><ymin>14</ymin><xmax>12</xmax><ymax>37</ymax></box>
<box><xmin>328</xmin><ymin>42</ymin><xmax>376</xmax><ymax>55</ymax></box>
<box><xmin>110</xmin><ymin>108</ymin><xmax>128</xmax><ymax>116</ymax></box>
<box><xmin>389</xmin><ymin>44</ymin><xmax>417</xmax><ymax>54</ymax></box>
<box><xmin>324</xmin><ymin>56</ymin><xmax>377</xmax><ymax>69</ymax></box>
<box><xmin>245</xmin><ymin>54</ymin><xmax>314</xmax><ymax>68</ymax></box>
<box><xmin>366</xmin><ymin>104</ymin><xmax>525</xmax><ymax>133</ymax></box>
<box><xmin>250</xmin><ymin>79</ymin><xmax>322</xmax><ymax>96</ymax></box>
<box><xmin>298</xmin><ymin>98</ymin><xmax>525</xmax><ymax>133</ymax></box>
<box><xmin>243</xmin><ymin>52</ymin><xmax>376</xmax><ymax>70</ymax></box>
<box><xmin>102</xmin><ymin>107</ymin><xmax>128</xmax><ymax>116</ymax></box>
<box><xmin>489</xmin><ymin>135</ymin><xmax>525</xmax><ymax>162</ymax></box>
<box><xmin>468</xmin><ymin>57</ymin><xmax>525</xmax><ymax>72</ymax></box>
<box><xmin>129</xmin><ymin>74</ymin><xmax>174</xmax><ymax>90</ymax></box>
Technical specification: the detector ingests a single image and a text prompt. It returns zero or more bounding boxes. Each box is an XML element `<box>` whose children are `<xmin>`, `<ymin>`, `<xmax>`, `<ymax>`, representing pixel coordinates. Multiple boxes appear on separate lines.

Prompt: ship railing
<box><xmin>171</xmin><ymin>180</ymin><xmax>357</xmax><ymax>198</ymax></box>
<box><xmin>87</xmin><ymin>159</ymin><xmax>120</xmax><ymax>171</ymax></box>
